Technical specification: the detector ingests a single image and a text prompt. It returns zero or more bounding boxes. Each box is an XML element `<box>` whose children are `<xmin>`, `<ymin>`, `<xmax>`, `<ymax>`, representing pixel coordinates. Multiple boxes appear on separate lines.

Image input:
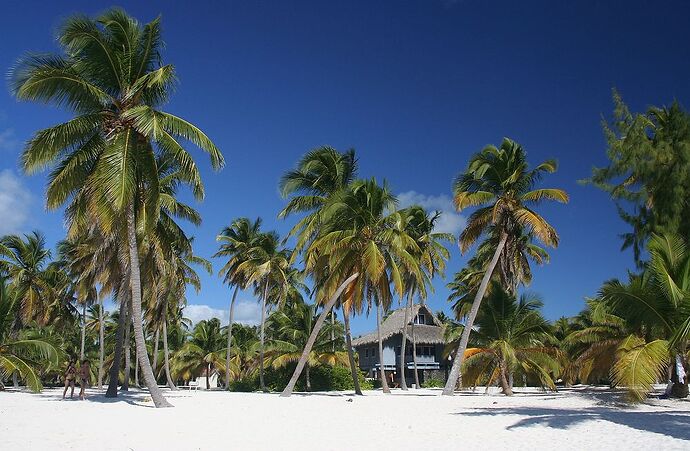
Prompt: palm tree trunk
<box><xmin>135</xmin><ymin>349</ymin><xmax>140</xmax><ymax>388</ymax></box>
<box><xmin>443</xmin><ymin>232</ymin><xmax>508</xmax><ymax>396</ymax></box>
<box><xmin>376</xmin><ymin>302</ymin><xmax>391</xmax><ymax>393</ymax></box>
<box><xmin>98</xmin><ymin>298</ymin><xmax>105</xmax><ymax>389</ymax></box>
<box><xmin>399</xmin><ymin>294</ymin><xmax>410</xmax><ymax>390</ymax></box>
<box><xmin>162</xmin><ymin>309</ymin><xmax>176</xmax><ymax>390</ymax></box>
<box><xmin>305</xmin><ymin>364</ymin><xmax>311</xmax><ymax>391</ymax></box>
<box><xmin>280</xmin><ymin>273</ymin><xmax>359</xmax><ymax>397</ymax></box>
<box><xmin>330</xmin><ymin>312</ymin><xmax>335</xmax><ymax>352</ymax></box>
<box><xmin>225</xmin><ymin>285</ymin><xmax>239</xmax><ymax>389</ymax></box>
<box><xmin>152</xmin><ymin>328</ymin><xmax>159</xmax><ymax>380</ymax></box>
<box><xmin>106</xmin><ymin>296</ymin><xmax>128</xmax><ymax>398</ymax></box>
<box><xmin>126</xmin><ymin>202</ymin><xmax>172</xmax><ymax>408</ymax></box>
<box><xmin>123</xmin><ymin>303</ymin><xmax>131</xmax><ymax>391</ymax></box>
<box><xmin>259</xmin><ymin>279</ymin><xmax>269</xmax><ymax>393</ymax></box>
<box><xmin>80</xmin><ymin>300</ymin><xmax>86</xmax><ymax>360</ymax></box>
<box><xmin>343</xmin><ymin>306</ymin><xmax>363</xmax><ymax>395</ymax></box>
<box><xmin>411</xmin><ymin>294</ymin><xmax>420</xmax><ymax>389</ymax></box>
<box><xmin>500</xmin><ymin>360</ymin><xmax>513</xmax><ymax>396</ymax></box>
<box><xmin>206</xmin><ymin>363</ymin><xmax>211</xmax><ymax>390</ymax></box>
<box><xmin>12</xmin><ymin>371</ymin><xmax>18</xmax><ymax>389</ymax></box>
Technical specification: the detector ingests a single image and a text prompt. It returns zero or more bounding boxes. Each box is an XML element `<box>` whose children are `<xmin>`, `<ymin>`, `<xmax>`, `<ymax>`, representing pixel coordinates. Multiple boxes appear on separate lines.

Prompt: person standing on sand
<box><xmin>78</xmin><ymin>359</ymin><xmax>90</xmax><ymax>400</ymax></box>
<box><xmin>62</xmin><ymin>360</ymin><xmax>77</xmax><ymax>399</ymax></box>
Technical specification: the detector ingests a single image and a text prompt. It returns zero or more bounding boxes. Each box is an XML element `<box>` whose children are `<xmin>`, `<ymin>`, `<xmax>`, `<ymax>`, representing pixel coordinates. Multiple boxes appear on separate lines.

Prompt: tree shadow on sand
<box><xmin>28</xmin><ymin>388</ymin><xmax>161</xmax><ymax>408</ymax></box>
<box><xmin>456</xmin><ymin>402</ymin><xmax>690</xmax><ymax>441</ymax></box>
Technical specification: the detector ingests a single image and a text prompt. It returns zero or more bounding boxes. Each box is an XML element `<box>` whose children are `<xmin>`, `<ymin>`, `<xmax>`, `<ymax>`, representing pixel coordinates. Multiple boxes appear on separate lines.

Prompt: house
<box><xmin>351</xmin><ymin>304</ymin><xmax>448</xmax><ymax>386</ymax></box>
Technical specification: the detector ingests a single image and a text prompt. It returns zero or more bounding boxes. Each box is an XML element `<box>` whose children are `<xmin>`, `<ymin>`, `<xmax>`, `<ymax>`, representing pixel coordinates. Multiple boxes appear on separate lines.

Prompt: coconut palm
<box><xmin>0</xmin><ymin>232</ymin><xmax>55</xmax><ymax>325</ymax></box>
<box><xmin>239</xmin><ymin>231</ymin><xmax>291</xmax><ymax>392</ymax></box>
<box><xmin>443</xmin><ymin>138</ymin><xmax>568</xmax><ymax>395</ymax></box>
<box><xmin>450</xmin><ymin>283</ymin><xmax>559</xmax><ymax>395</ymax></box>
<box><xmin>590</xmin><ymin>234</ymin><xmax>690</xmax><ymax>400</ymax></box>
<box><xmin>171</xmin><ymin>318</ymin><xmax>226</xmax><ymax>389</ymax></box>
<box><xmin>214</xmin><ymin>217</ymin><xmax>262</xmax><ymax>388</ymax></box>
<box><xmin>268</xmin><ymin>299</ymin><xmax>348</xmax><ymax>391</ymax></box>
<box><xmin>278</xmin><ymin>146</ymin><xmax>364</xmax><ymax>393</ymax></box>
<box><xmin>395</xmin><ymin>206</ymin><xmax>452</xmax><ymax>389</ymax></box>
<box><xmin>226</xmin><ymin>324</ymin><xmax>261</xmax><ymax>384</ymax></box>
<box><xmin>300</xmin><ymin>179</ymin><xmax>422</xmax><ymax>393</ymax></box>
<box><xmin>0</xmin><ymin>277</ymin><xmax>60</xmax><ymax>391</ymax></box>
<box><xmin>11</xmin><ymin>9</ymin><xmax>223</xmax><ymax>408</ymax></box>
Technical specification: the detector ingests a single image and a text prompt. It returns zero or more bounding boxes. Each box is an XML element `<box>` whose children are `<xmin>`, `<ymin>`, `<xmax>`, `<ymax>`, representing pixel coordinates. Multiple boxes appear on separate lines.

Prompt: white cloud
<box><xmin>0</xmin><ymin>170</ymin><xmax>33</xmax><ymax>235</ymax></box>
<box><xmin>184</xmin><ymin>301</ymin><xmax>261</xmax><ymax>326</ymax></box>
<box><xmin>397</xmin><ymin>190</ymin><xmax>466</xmax><ymax>235</ymax></box>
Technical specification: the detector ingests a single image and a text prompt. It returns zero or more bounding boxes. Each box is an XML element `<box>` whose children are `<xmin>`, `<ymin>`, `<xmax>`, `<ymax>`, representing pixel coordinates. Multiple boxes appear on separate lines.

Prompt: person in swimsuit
<box><xmin>62</xmin><ymin>360</ymin><xmax>77</xmax><ymax>399</ymax></box>
<box><xmin>78</xmin><ymin>359</ymin><xmax>90</xmax><ymax>400</ymax></box>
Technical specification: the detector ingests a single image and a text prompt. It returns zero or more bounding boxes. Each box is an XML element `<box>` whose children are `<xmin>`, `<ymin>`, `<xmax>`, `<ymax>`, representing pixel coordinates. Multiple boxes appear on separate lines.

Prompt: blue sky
<box><xmin>1</xmin><ymin>1</ymin><xmax>689</xmax><ymax>334</ymax></box>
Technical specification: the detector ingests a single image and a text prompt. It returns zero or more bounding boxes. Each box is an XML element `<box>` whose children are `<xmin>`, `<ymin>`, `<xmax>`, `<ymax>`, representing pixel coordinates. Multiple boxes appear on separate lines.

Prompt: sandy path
<box><xmin>1</xmin><ymin>386</ymin><xmax>689</xmax><ymax>450</ymax></box>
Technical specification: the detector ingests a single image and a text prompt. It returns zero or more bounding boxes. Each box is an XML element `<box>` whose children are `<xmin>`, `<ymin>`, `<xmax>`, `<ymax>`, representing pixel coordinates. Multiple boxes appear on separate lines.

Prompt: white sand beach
<box><xmin>1</xmin><ymin>387</ymin><xmax>689</xmax><ymax>450</ymax></box>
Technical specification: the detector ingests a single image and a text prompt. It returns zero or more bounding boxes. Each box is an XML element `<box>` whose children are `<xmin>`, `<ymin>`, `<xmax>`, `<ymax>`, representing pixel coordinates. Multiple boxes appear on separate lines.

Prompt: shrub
<box><xmin>228</xmin><ymin>378</ymin><xmax>257</xmax><ymax>392</ymax></box>
<box><xmin>421</xmin><ymin>378</ymin><xmax>445</xmax><ymax>388</ymax></box>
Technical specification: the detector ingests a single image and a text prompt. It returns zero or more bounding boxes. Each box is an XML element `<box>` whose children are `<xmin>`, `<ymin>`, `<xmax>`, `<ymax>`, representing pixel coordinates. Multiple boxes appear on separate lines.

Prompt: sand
<box><xmin>1</xmin><ymin>386</ymin><xmax>689</xmax><ymax>450</ymax></box>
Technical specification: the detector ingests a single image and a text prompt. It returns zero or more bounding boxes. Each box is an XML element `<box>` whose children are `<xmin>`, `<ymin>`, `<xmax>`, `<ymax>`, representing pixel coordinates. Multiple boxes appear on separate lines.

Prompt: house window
<box><xmin>415</xmin><ymin>313</ymin><xmax>426</xmax><ymax>325</ymax></box>
<box><xmin>372</xmin><ymin>347</ymin><xmax>377</xmax><ymax>357</ymax></box>
<box><xmin>364</xmin><ymin>348</ymin><xmax>369</xmax><ymax>358</ymax></box>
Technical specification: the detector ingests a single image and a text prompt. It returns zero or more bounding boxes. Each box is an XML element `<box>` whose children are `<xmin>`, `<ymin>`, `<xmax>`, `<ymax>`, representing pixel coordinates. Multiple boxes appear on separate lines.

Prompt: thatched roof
<box><xmin>351</xmin><ymin>304</ymin><xmax>445</xmax><ymax>346</ymax></box>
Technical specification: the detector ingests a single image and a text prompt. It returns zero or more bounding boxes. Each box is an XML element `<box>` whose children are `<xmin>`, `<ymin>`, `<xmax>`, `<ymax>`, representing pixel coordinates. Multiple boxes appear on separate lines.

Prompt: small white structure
<box><xmin>194</xmin><ymin>370</ymin><xmax>219</xmax><ymax>390</ymax></box>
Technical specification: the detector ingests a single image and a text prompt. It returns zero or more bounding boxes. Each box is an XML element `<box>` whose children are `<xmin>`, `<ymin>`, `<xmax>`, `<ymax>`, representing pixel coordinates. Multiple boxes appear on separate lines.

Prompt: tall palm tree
<box><xmin>448</xmin><ymin>283</ymin><xmax>560</xmax><ymax>395</ymax></box>
<box><xmin>239</xmin><ymin>231</ymin><xmax>290</xmax><ymax>392</ymax></box>
<box><xmin>305</xmin><ymin>179</ymin><xmax>422</xmax><ymax>393</ymax></box>
<box><xmin>395</xmin><ymin>206</ymin><xmax>452</xmax><ymax>389</ymax></box>
<box><xmin>443</xmin><ymin>138</ymin><xmax>568</xmax><ymax>395</ymax></box>
<box><xmin>0</xmin><ymin>277</ymin><xmax>61</xmax><ymax>391</ymax></box>
<box><xmin>278</xmin><ymin>146</ymin><xmax>364</xmax><ymax>393</ymax></box>
<box><xmin>11</xmin><ymin>9</ymin><xmax>223</xmax><ymax>408</ymax></box>
<box><xmin>214</xmin><ymin>217</ymin><xmax>262</xmax><ymax>388</ymax></box>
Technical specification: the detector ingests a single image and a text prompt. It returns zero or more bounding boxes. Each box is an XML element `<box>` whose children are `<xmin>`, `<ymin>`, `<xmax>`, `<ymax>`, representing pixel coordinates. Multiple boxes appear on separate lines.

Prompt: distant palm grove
<box><xmin>1</xmin><ymin>9</ymin><xmax>688</xmax><ymax>407</ymax></box>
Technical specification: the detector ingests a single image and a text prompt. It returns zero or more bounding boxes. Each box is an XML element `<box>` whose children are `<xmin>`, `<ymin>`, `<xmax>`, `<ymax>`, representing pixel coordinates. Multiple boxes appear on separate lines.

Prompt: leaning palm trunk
<box><xmin>123</xmin><ymin>304</ymin><xmax>131</xmax><ymax>391</ymax></box>
<box><xmin>98</xmin><ymin>298</ymin><xmax>105</xmax><ymax>389</ymax></box>
<box><xmin>135</xmin><ymin>351</ymin><xmax>140</xmax><ymax>387</ymax></box>
<box><xmin>305</xmin><ymin>364</ymin><xmax>311</xmax><ymax>391</ymax></box>
<box><xmin>412</xmin><ymin>318</ymin><xmax>420</xmax><ymax>388</ymax></box>
<box><xmin>162</xmin><ymin>309</ymin><xmax>176</xmax><ymax>390</ymax></box>
<box><xmin>106</xmin><ymin>296</ymin><xmax>128</xmax><ymax>397</ymax></box>
<box><xmin>343</xmin><ymin>306</ymin><xmax>363</xmax><ymax>395</ymax></box>
<box><xmin>399</xmin><ymin>293</ymin><xmax>411</xmax><ymax>390</ymax></box>
<box><xmin>443</xmin><ymin>232</ymin><xmax>508</xmax><ymax>396</ymax></box>
<box><xmin>259</xmin><ymin>279</ymin><xmax>269</xmax><ymax>393</ymax></box>
<box><xmin>12</xmin><ymin>372</ymin><xmax>18</xmax><ymax>389</ymax></box>
<box><xmin>80</xmin><ymin>300</ymin><xmax>86</xmax><ymax>360</ymax></box>
<box><xmin>280</xmin><ymin>273</ymin><xmax>359</xmax><ymax>397</ymax></box>
<box><xmin>225</xmin><ymin>285</ymin><xmax>239</xmax><ymax>389</ymax></box>
<box><xmin>126</xmin><ymin>203</ymin><xmax>172</xmax><ymax>408</ymax></box>
<box><xmin>377</xmin><ymin>302</ymin><xmax>391</xmax><ymax>393</ymax></box>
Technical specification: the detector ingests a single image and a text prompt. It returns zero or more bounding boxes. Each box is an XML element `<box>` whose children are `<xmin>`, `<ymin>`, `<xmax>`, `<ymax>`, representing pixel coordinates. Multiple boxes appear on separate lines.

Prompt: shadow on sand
<box><xmin>455</xmin><ymin>389</ymin><xmax>690</xmax><ymax>442</ymax></box>
<box><xmin>29</xmin><ymin>388</ymin><xmax>160</xmax><ymax>408</ymax></box>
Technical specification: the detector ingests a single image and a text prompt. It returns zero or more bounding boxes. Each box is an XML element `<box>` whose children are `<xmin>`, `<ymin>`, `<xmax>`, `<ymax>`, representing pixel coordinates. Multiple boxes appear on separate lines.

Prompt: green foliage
<box><xmin>421</xmin><ymin>378</ymin><xmax>444</xmax><ymax>388</ymax></box>
<box><xmin>588</xmin><ymin>91</ymin><xmax>690</xmax><ymax>266</ymax></box>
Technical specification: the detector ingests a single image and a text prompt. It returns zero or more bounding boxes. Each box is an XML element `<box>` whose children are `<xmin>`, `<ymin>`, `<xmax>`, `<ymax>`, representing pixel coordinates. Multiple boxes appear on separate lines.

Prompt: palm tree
<box><xmin>0</xmin><ymin>232</ymin><xmax>55</xmax><ymax>325</ymax></box>
<box><xmin>239</xmin><ymin>231</ymin><xmax>291</xmax><ymax>392</ymax></box>
<box><xmin>449</xmin><ymin>283</ymin><xmax>560</xmax><ymax>395</ymax></box>
<box><xmin>214</xmin><ymin>217</ymin><xmax>262</xmax><ymax>388</ymax></box>
<box><xmin>278</xmin><ymin>147</ymin><xmax>365</xmax><ymax>394</ymax></box>
<box><xmin>226</xmin><ymin>324</ymin><xmax>261</xmax><ymax>385</ymax></box>
<box><xmin>11</xmin><ymin>9</ymin><xmax>223</xmax><ymax>408</ymax></box>
<box><xmin>268</xmin><ymin>299</ymin><xmax>348</xmax><ymax>391</ymax></box>
<box><xmin>0</xmin><ymin>277</ymin><xmax>60</xmax><ymax>391</ymax></box>
<box><xmin>171</xmin><ymin>318</ymin><xmax>225</xmax><ymax>389</ymax></box>
<box><xmin>443</xmin><ymin>138</ymin><xmax>568</xmax><ymax>395</ymax></box>
<box><xmin>302</xmin><ymin>179</ymin><xmax>422</xmax><ymax>394</ymax></box>
<box><xmin>395</xmin><ymin>206</ymin><xmax>452</xmax><ymax>389</ymax></box>
<box><xmin>592</xmin><ymin>234</ymin><xmax>690</xmax><ymax>400</ymax></box>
